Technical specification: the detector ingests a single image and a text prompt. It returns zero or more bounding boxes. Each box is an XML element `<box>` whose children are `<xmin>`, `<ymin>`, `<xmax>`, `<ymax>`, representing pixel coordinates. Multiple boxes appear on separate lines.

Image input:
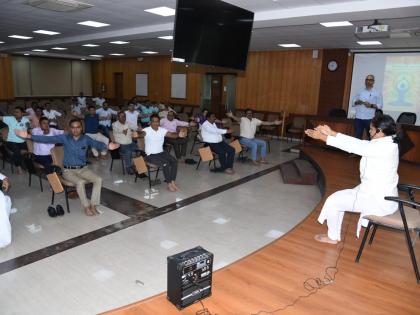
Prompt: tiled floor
<box><xmin>0</xmin><ymin>140</ymin><xmax>321</xmax><ymax>315</ymax></box>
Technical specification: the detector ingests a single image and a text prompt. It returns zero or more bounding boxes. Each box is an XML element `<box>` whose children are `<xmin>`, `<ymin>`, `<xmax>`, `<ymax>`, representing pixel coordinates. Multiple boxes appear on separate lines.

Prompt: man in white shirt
<box><xmin>352</xmin><ymin>74</ymin><xmax>383</xmax><ymax>139</ymax></box>
<box><xmin>77</xmin><ymin>92</ymin><xmax>87</xmax><ymax>108</ymax></box>
<box><xmin>201</xmin><ymin>112</ymin><xmax>235</xmax><ymax>174</ymax></box>
<box><xmin>42</xmin><ymin>102</ymin><xmax>62</xmax><ymax>127</ymax></box>
<box><xmin>112</xmin><ymin>111</ymin><xmax>139</xmax><ymax>175</ymax></box>
<box><xmin>160</xmin><ymin>111</ymin><xmax>191</xmax><ymax>159</ymax></box>
<box><xmin>0</xmin><ymin>173</ymin><xmax>15</xmax><ymax>249</ymax></box>
<box><xmin>92</xmin><ymin>93</ymin><xmax>106</xmax><ymax>107</ymax></box>
<box><xmin>125</xmin><ymin>102</ymin><xmax>140</xmax><ymax>131</ymax></box>
<box><xmin>141</xmin><ymin>114</ymin><xmax>186</xmax><ymax>192</ymax></box>
<box><xmin>96</xmin><ymin>102</ymin><xmax>117</xmax><ymax>137</ymax></box>
<box><xmin>227</xmin><ymin>109</ymin><xmax>281</xmax><ymax>164</ymax></box>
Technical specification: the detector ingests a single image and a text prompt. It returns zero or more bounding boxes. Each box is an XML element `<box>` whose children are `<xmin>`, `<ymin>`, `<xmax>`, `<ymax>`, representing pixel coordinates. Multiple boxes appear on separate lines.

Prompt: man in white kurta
<box><xmin>0</xmin><ymin>173</ymin><xmax>15</xmax><ymax>249</ymax></box>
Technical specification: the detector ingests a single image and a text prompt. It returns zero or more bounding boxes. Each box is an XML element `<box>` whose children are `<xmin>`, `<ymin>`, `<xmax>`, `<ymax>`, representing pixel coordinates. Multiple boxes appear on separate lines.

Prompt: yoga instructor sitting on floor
<box><xmin>15</xmin><ymin>119</ymin><xmax>120</xmax><ymax>216</ymax></box>
<box><xmin>304</xmin><ymin>114</ymin><xmax>399</xmax><ymax>244</ymax></box>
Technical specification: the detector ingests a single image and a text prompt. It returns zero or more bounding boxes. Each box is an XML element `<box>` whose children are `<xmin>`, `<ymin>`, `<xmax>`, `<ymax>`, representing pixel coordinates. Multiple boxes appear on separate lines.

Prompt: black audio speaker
<box><xmin>167</xmin><ymin>246</ymin><xmax>213</xmax><ymax>309</ymax></box>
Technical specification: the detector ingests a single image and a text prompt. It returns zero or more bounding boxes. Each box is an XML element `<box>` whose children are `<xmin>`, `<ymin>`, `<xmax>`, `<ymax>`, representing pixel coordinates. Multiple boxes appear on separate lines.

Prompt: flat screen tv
<box><xmin>173</xmin><ymin>0</ymin><xmax>254</xmax><ymax>70</ymax></box>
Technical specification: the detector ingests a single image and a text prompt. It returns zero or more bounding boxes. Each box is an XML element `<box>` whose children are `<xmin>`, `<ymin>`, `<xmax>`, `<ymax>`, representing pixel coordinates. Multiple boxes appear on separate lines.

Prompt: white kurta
<box><xmin>318</xmin><ymin>133</ymin><xmax>399</xmax><ymax>241</ymax></box>
<box><xmin>0</xmin><ymin>191</ymin><xmax>12</xmax><ymax>248</ymax></box>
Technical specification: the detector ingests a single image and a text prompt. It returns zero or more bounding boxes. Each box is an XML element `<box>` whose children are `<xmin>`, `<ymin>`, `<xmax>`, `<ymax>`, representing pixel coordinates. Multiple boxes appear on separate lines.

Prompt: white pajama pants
<box><xmin>86</xmin><ymin>133</ymin><xmax>109</xmax><ymax>157</ymax></box>
<box><xmin>0</xmin><ymin>191</ymin><xmax>12</xmax><ymax>248</ymax></box>
<box><xmin>318</xmin><ymin>189</ymin><xmax>364</xmax><ymax>241</ymax></box>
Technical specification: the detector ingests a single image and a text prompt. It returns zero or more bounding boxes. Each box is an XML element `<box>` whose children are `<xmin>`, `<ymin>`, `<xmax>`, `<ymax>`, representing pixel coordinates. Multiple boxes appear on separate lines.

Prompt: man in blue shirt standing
<box><xmin>84</xmin><ymin>105</ymin><xmax>109</xmax><ymax>160</ymax></box>
<box><xmin>352</xmin><ymin>74</ymin><xmax>383</xmax><ymax>139</ymax></box>
<box><xmin>15</xmin><ymin>119</ymin><xmax>119</xmax><ymax>216</ymax></box>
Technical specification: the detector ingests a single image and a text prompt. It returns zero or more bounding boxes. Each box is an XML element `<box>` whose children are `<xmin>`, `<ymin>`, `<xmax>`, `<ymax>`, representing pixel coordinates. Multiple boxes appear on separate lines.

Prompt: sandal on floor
<box><xmin>47</xmin><ymin>206</ymin><xmax>57</xmax><ymax>218</ymax></box>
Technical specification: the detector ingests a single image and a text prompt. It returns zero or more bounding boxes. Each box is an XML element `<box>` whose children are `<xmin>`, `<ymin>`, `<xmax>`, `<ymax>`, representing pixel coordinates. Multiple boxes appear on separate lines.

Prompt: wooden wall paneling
<box><xmin>0</xmin><ymin>55</ymin><xmax>15</xmax><ymax>100</ymax></box>
<box><xmin>342</xmin><ymin>52</ymin><xmax>354</xmax><ymax>110</ymax></box>
<box><xmin>317</xmin><ymin>49</ymin><xmax>349</xmax><ymax>116</ymax></box>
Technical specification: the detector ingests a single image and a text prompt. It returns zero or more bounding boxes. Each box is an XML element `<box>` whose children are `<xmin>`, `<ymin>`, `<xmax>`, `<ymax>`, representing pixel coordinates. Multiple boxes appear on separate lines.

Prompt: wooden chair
<box><xmin>133</xmin><ymin>156</ymin><xmax>161</xmax><ymax>189</ymax></box>
<box><xmin>48</xmin><ymin>146</ymin><xmax>79</xmax><ymax>213</ymax></box>
<box><xmin>286</xmin><ymin>115</ymin><xmax>306</xmax><ymax>143</ymax></box>
<box><xmin>355</xmin><ymin>183</ymin><xmax>420</xmax><ymax>284</ymax></box>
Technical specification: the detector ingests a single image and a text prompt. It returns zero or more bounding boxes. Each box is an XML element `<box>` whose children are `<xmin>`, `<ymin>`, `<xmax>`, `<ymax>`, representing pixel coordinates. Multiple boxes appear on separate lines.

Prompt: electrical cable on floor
<box><xmin>250</xmin><ymin>213</ymin><xmax>354</xmax><ymax>315</ymax></box>
<box><xmin>188</xmin><ymin>278</ymin><xmax>216</xmax><ymax>315</ymax></box>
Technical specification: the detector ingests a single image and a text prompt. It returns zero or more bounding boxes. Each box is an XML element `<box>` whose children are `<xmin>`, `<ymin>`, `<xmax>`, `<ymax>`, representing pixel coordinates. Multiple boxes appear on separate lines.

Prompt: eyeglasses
<box><xmin>365</xmin><ymin>78</ymin><xmax>374</xmax><ymax>81</ymax></box>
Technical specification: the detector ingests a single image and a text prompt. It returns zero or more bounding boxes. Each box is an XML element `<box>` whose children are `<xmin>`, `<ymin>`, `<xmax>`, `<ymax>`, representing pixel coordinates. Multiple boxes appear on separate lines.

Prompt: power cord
<box><xmin>251</xmin><ymin>156</ymin><xmax>365</xmax><ymax>315</ymax></box>
<box><xmin>187</xmin><ymin>277</ymin><xmax>216</xmax><ymax>315</ymax></box>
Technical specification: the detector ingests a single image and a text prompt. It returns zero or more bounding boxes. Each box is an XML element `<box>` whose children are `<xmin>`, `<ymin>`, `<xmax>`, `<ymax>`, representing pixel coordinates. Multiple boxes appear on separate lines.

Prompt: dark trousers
<box><xmin>145</xmin><ymin>151</ymin><xmax>177</xmax><ymax>182</ymax></box>
<box><xmin>165</xmin><ymin>137</ymin><xmax>188</xmax><ymax>159</ymax></box>
<box><xmin>119</xmin><ymin>142</ymin><xmax>138</xmax><ymax>172</ymax></box>
<box><xmin>6</xmin><ymin>142</ymin><xmax>27</xmax><ymax>167</ymax></box>
<box><xmin>209</xmin><ymin>141</ymin><xmax>235</xmax><ymax>171</ymax></box>
<box><xmin>33</xmin><ymin>154</ymin><xmax>58</xmax><ymax>174</ymax></box>
<box><xmin>98</xmin><ymin>125</ymin><xmax>110</xmax><ymax>138</ymax></box>
<box><xmin>354</xmin><ymin>118</ymin><xmax>371</xmax><ymax>140</ymax></box>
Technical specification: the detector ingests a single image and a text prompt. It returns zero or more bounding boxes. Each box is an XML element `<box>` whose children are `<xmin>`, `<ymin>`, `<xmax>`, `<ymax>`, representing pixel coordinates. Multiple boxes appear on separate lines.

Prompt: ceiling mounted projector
<box><xmin>355</xmin><ymin>19</ymin><xmax>390</xmax><ymax>39</ymax></box>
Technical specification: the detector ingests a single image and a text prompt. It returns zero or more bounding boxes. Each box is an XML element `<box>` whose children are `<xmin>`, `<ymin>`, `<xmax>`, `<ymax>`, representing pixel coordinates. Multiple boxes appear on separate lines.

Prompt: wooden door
<box><xmin>210</xmin><ymin>74</ymin><xmax>223</xmax><ymax>118</ymax></box>
<box><xmin>114</xmin><ymin>72</ymin><xmax>123</xmax><ymax>107</ymax></box>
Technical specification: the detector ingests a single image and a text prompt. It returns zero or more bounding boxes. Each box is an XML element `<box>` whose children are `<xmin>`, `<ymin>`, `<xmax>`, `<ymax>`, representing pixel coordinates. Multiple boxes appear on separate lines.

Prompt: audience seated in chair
<box><xmin>201</xmin><ymin>112</ymin><xmax>235</xmax><ymax>174</ymax></box>
<box><xmin>84</xmin><ymin>105</ymin><xmax>109</xmax><ymax>160</ymax></box>
<box><xmin>112</xmin><ymin>111</ymin><xmax>141</xmax><ymax>175</ymax></box>
<box><xmin>0</xmin><ymin>107</ymin><xmax>30</xmax><ymax>175</ymax></box>
<box><xmin>42</xmin><ymin>102</ymin><xmax>62</xmax><ymax>128</ymax></box>
<box><xmin>15</xmin><ymin>118</ymin><xmax>120</xmax><ymax>216</ymax></box>
<box><xmin>125</xmin><ymin>102</ymin><xmax>140</xmax><ymax>131</ymax></box>
<box><xmin>140</xmin><ymin>114</ymin><xmax>186</xmax><ymax>192</ymax></box>
<box><xmin>31</xmin><ymin>117</ymin><xmax>64</xmax><ymax>172</ymax></box>
<box><xmin>160</xmin><ymin>111</ymin><xmax>193</xmax><ymax>160</ymax></box>
<box><xmin>96</xmin><ymin>102</ymin><xmax>117</xmax><ymax>137</ymax></box>
<box><xmin>227</xmin><ymin>109</ymin><xmax>281</xmax><ymax>165</ymax></box>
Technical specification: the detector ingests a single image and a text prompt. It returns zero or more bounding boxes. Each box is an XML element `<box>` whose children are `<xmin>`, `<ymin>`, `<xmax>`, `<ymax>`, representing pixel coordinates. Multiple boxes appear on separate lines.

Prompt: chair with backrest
<box><xmin>397</xmin><ymin>112</ymin><xmax>417</xmax><ymax>125</ymax></box>
<box><xmin>108</xmin><ymin>130</ymin><xmax>125</xmax><ymax>174</ymax></box>
<box><xmin>329</xmin><ymin>108</ymin><xmax>347</xmax><ymax>118</ymax></box>
<box><xmin>24</xmin><ymin>139</ymin><xmax>45</xmax><ymax>191</ymax></box>
<box><xmin>285</xmin><ymin>115</ymin><xmax>306</xmax><ymax>143</ymax></box>
<box><xmin>133</xmin><ymin>156</ymin><xmax>161</xmax><ymax>189</ymax></box>
<box><xmin>49</xmin><ymin>146</ymin><xmax>80</xmax><ymax>213</ymax></box>
<box><xmin>355</xmin><ymin>183</ymin><xmax>420</xmax><ymax>284</ymax></box>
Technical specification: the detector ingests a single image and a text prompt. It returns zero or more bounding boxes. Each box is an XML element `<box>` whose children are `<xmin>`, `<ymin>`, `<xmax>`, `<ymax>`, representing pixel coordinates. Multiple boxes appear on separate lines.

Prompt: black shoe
<box><xmin>56</xmin><ymin>204</ymin><xmax>65</xmax><ymax>216</ymax></box>
<box><xmin>210</xmin><ymin>167</ymin><xmax>224</xmax><ymax>173</ymax></box>
<box><xmin>47</xmin><ymin>206</ymin><xmax>57</xmax><ymax>217</ymax></box>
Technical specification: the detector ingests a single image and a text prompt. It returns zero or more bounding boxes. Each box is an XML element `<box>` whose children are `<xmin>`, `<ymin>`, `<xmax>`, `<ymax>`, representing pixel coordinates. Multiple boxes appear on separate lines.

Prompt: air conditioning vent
<box><xmin>25</xmin><ymin>0</ymin><xmax>94</xmax><ymax>12</ymax></box>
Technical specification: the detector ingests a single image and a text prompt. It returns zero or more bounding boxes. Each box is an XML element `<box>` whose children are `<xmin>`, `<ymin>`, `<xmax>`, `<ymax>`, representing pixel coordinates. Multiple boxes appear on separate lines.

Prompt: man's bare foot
<box><xmin>90</xmin><ymin>206</ymin><xmax>100</xmax><ymax>215</ymax></box>
<box><xmin>100</xmin><ymin>155</ymin><xmax>107</xmax><ymax>160</ymax></box>
<box><xmin>259</xmin><ymin>159</ymin><xmax>268</xmax><ymax>164</ymax></box>
<box><xmin>314</xmin><ymin>234</ymin><xmax>338</xmax><ymax>244</ymax></box>
<box><xmin>167</xmin><ymin>183</ymin><xmax>176</xmax><ymax>192</ymax></box>
<box><xmin>16</xmin><ymin>167</ymin><xmax>23</xmax><ymax>175</ymax></box>
<box><xmin>225</xmin><ymin>168</ymin><xmax>235</xmax><ymax>175</ymax></box>
<box><xmin>84</xmin><ymin>207</ymin><xmax>95</xmax><ymax>216</ymax></box>
<box><xmin>252</xmin><ymin>160</ymin><xmax>259</xmax><ymax>165</ymax></box>
<box><xmin>171</xmin><ymin>181</ymin><xmax>180</xmax><ymax>191</ymax></box>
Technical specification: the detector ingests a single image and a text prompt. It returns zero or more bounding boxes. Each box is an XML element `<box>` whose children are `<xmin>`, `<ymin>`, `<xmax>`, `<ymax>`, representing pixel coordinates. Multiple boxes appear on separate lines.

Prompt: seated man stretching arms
<box><xmin>227</xmin><ymin>109</ymin><xmax>281</xmax><ymax>164</ymax></box>
<box><xmin>160</xmin><ymin>111</ymin><xmax>192</xmax><ymax>160</ymax></box>
<box><xmin>201</xmin><ymin>112</ymin><xmax>234</xmax><ymax>174</ymax></box>
<box><xmin>141</xmin><ymin>114</ymin><xmax>186</xmax><ymax>192</ymax></box>
<box><xmin>112</xmin><ymin>111</ymin><xmax>140</xmax><ymax>175</ymax></box>
<box><xmin>31</xmin><ymin>117</ymin><xmax>64</xmax><ymax>173</ymax></box>
<box><xmin>304</xmin><ymin>114</ymin><xmax>399</xmax><ymax>244</ymax></box>
<box><xmin>15</xmin><ymin>119</ymin><xmax>120</xmax><ymax>216</ymax></box>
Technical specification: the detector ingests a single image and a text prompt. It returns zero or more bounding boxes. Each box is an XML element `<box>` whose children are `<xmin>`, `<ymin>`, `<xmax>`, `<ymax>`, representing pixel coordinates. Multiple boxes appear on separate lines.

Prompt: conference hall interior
<box><xmin>0</xmin><ymin>0</ymin><xmax>419</xmax><ymax>314</ymax></box>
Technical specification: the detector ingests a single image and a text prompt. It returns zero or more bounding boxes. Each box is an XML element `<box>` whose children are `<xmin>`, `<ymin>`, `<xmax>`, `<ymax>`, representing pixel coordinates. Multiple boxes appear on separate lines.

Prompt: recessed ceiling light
<box><xmin>144</xmin><ymin>6</ymin><xmax>175</xmax><ymax>16</ymax></box>
<box><xmin>52</xmin><ymin>47</ymin><xmax>67</xmax><ymax>50</ymax></box>
<box><xmin>24</xmin><ymin>53</ymin><xmax>30</xmax><ymax>56</ymax></box>
<box><xmin>33</xmin><ymin>30</ymin><xmax>61</xmax><ymax>35</ymax></box>
<box><xmin>172</xmin><ymin>57</ymin><xmax>185</xmax><ymax>62</ymax></box>
<box><xmin>0</xmin><ymin>41</ymin><xmax>4</xmax><ymax>44</ymax></box>
<box><xmin>89</xmin><ymin>55</ymin><xmax>103</xmax><ymax>57</ymax></box>
<box><xmin>77</xmin><ymin>21</ymin><xmax>110</xmax><ymax>28</ymax></box>
<box><xmin>110</xmin><ymin>53</ymin><xmax>125</xmax><ymax>56</ymax></box>
<box><xmin>158</xmin><ymin>36</ymin><xmax>173</xmax><ymax>40</ymax></box>
<box><xmin>32</xmin><ymin>49</ymin><xmax>48</xmax><ymax>52</ymax></box>
<box><xmin>278</xmin><ymin>44</ymin><xmax>301</xmax><ymax>48</ymax></box>
<box><xmin>357</xmin><ymin>41</ymin><xmax>382</xmax><ymax>46</ymax></box>
<box><xmin>8</xmin><ymin>35</ymin><xmax>33</xmax><ymax>40</ymax></box>
<box><xmin>82</xmin><ymin>44</ymin><xmax>99</xmax><ymax>47</ymax></box>
<box><xmin>110</xmin><ymin>41</ymin><xmax>129</xmax><ymax>45</ymax></box>
<box><xmin>320</xmin><ymin>21</ymin><xmax>353</xmax><ymax>27</ymax></box>
<box><xmin>81</xmin><ymin>58</ymin><xmax>86</xmax><ymax>61</ymax></box>
<box><xmin>141</xmin><ymin>51</ymin><xmax>158</xmax><ymax>54</ymax></box>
